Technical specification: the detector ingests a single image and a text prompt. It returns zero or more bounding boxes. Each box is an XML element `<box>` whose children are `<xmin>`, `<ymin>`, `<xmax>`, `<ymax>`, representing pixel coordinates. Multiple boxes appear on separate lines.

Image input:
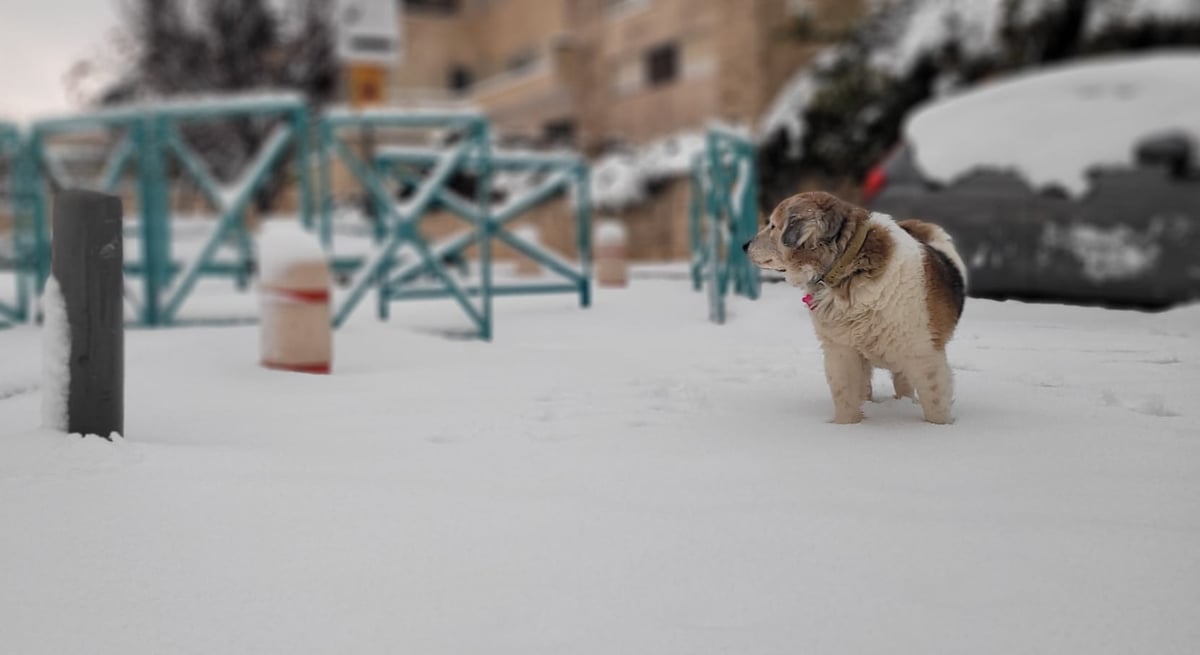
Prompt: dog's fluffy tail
<box><xmin>898</xmin><ymin>219</ymin><xmax>968</xmax><ymax>287</ymax></box>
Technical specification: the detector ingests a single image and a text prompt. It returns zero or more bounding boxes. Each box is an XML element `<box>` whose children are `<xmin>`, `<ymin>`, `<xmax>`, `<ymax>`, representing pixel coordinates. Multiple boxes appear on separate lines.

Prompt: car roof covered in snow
<box><xmin>903</xmin><ymin>51</ymin><xmax>1200</xmax><ymax>196</ymax></box>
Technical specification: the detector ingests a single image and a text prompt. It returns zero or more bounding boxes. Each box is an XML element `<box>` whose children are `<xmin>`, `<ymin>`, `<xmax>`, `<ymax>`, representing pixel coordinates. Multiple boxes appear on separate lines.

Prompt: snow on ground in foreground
<box><xmin>2</xmin><ymin>272</ymin><xmax>1199</xmax><ymax>654</ymax></box>
<box><xmin>905</xmin><ymin>51</ymin><xmax>1200</xmax><ymax>196</ymax></box>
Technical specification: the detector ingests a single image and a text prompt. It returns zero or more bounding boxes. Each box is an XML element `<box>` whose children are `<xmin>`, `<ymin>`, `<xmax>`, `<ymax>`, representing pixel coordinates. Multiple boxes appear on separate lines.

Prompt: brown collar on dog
<box><xmin>816</xmin><ymin>220</ymin><xmax>871</xmax><ymax>287</ymax></box>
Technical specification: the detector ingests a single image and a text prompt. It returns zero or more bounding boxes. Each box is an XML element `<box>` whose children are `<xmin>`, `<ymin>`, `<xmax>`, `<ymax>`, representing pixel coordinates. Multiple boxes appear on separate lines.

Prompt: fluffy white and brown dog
<box><xmin>744</xmin><ymin>191</ymin><xmax>967</xmax><ymax>424</ymax></box>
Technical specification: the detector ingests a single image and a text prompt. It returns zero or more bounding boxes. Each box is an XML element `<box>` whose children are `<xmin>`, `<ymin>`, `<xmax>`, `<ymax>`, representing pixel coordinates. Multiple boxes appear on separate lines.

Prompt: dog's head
<box><xmin>744</xmin><ymin>191</ymin><xmax>863</xmax><ymax>287</ymax></box>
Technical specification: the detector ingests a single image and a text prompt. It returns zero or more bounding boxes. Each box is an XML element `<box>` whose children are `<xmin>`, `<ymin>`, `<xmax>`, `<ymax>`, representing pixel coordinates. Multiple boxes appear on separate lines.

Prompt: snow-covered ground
<box><xmin>2</xmin><ymin>270</ymin><xmax>1199</xmax><ymax>654</ymax></box>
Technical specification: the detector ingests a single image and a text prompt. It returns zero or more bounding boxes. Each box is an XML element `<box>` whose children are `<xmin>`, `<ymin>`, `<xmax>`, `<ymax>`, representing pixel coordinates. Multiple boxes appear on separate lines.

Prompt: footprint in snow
<box><xmin>0</xmin><ymin>381</ymin><xmax>39</xmax><ymax>402</ymax></box>
<box><xmin>1022</xmin><ymin>372</ymin><xmax>1065</xmax><ymax>388</ymax></box>
<box><xmin>1100</xmin><ymin>389</ymin><xmax>1180</xmax><ymax>418</ymax></box>
<box><xmin>1130</xmin><ymin>396</ymin><xmax>1180</xmax><ymax>418</ymax></box>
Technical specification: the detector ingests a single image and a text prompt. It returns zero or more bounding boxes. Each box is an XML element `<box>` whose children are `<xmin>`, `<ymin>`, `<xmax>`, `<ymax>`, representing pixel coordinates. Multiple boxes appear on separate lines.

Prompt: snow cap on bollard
<box><xmin>594</xmin><ymin>219</ymin><xmax>628</xmax><ymax>288</ymax></box>
<box><xmin>257</xmin><ymin>220</ymin><xmax>333</xmax><ymax>374</ymax></box>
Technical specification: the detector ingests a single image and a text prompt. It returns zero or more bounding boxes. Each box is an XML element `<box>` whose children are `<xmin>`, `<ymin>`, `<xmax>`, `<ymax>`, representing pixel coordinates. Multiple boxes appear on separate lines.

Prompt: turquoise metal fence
<box><xmin>319</xmin><ymin>109</ymin><xmax>494</xmax><ymax>337</ymax></box>
<box><xmin>13</xmin><ymin>100</ymin><xmax>593</xmax><ymax>336</ymax></box>
<box><xmin>28</xmin><ymin>94</ymin><xmax>313</xmax><ymax>326</ymax></box>
<box><xmin>320</xmin><ymin>109</ymin><xmax>592</xmax><ymax>339</ymax></box>
<box><xmin>689</xmin><ymin>125</ymin><xmax>761</xmax><ymax>324</ymax></box>
<box><xmin>0</xmin><ymin>121</ymin><xmax>31</xmax><ymax>326</ymax></box>
<box><xmin>372</xmin><ymin>146</ymin><xmax>591</xmax><ymax>309</ymax></box>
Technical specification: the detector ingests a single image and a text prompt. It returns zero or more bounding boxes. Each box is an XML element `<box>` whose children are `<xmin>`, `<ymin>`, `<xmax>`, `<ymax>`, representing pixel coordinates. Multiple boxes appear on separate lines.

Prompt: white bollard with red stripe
<box><xmin>257</xmin><ymin>220</ymin><xmax>333</xmax><ymax>375</ymax></box>
<box><xmin>594</xmin><ymin>219</ymin><xmax>628</xmax><ymax>288</ymax></box>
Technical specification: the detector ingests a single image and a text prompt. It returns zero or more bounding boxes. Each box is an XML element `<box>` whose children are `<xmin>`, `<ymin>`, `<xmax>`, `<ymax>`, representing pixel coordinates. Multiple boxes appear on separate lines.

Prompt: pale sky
<box><xmin>0</xmin><ymin>0</ymin><xmax>123</xmax><ymax>121</ymax></box>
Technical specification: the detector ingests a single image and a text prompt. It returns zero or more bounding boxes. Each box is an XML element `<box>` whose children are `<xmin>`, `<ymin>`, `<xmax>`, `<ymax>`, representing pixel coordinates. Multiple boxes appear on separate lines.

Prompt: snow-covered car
<box><xmin>863</xmin><ymin>52</ymin><xmax>1200</xmax><ymax>310</ymax></box>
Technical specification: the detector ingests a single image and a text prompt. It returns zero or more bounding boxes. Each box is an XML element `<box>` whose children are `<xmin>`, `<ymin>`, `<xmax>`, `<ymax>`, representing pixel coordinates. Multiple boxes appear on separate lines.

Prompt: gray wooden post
<box><xmin>52</xmin><ymin>189</ymin><xmax>124</xmax><ymax>438</ymax></box>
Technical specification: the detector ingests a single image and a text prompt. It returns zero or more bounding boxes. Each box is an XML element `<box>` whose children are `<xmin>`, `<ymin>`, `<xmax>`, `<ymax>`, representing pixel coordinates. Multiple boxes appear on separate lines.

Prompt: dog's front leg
<box><xmin>823</xmin><ymin>344</ymin><xmax>867</xmax><ymax>424</ymax></box>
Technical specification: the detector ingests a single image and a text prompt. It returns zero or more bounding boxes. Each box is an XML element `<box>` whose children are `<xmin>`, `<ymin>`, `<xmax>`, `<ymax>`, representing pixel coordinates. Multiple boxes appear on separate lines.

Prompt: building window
<box><xmin>447</xmin><ymin>65</ymin><xmax>473</xmax><ymax>92</ymax></box>
<box><xmin>542</xmin><ymin>120</ymin><xmax>576</xmax><ymax>147</ymax></box>
<box><xmin>645</xmin><ymin>43</ymin><xmax>678</xmax><ymax>88</ymax></box>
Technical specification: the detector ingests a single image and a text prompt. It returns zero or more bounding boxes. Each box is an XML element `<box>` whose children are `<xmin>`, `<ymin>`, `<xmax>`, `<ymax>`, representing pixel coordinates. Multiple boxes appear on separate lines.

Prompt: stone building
<box><xmin>381</xmin><ymin>0</ymin><xmax>865</xmax><ymax>152</ymax></box>
<box><xmin>343</xmin><ymin>0</ymin><xmax>868</xmax><ymax>261</ymax></box>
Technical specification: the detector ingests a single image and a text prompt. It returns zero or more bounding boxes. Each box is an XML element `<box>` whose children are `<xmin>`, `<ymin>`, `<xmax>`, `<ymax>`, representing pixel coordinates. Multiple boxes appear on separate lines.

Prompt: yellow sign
<box><xmin>348</xmin><ymin>63</ymin><xmax>388</xmax><ymax>108</ymax></box>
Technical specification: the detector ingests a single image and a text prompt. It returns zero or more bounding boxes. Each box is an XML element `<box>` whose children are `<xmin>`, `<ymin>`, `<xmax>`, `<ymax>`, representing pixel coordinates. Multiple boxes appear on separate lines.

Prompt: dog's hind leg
<box><xmin>904</xmin><ymin>353</ymin><xmax>954</xmax><ymax>424</ymax></box>
<box><xmin>862</xmin><ymin>359</ymin><xmax>876</xmax><ymax>403</ymax></box>
<box><xmin>892</xmin><ymin>371</ymin><xmax>916</xmax><ymax>401</ymax></box>
<box><xmin>824</xmin><ymin>344</ymin><xmax>868</xmax><ymax>424</ymax></box>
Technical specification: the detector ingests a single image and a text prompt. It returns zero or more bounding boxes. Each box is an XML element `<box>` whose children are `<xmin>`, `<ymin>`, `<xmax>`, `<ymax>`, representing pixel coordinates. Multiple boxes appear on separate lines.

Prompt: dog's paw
<box><xmin>830</xmin><ymin>413</ymin><xmax>864</xmax><ymax>425</ymax></box>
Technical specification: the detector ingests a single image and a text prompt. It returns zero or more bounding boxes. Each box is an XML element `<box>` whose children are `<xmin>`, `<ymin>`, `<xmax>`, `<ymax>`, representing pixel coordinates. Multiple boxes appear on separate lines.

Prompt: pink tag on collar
<box><xmin>802</xmin><ymin>293</ymin><xmax>816</xmax><ymax>310</ymax></box>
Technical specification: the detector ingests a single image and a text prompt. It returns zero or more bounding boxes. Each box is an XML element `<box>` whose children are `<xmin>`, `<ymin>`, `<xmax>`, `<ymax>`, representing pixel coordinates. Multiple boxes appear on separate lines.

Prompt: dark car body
<box><xmin>864</xmin><ymin>126</ymin><xmax>1200</xmax><ymax>311</ymax></box>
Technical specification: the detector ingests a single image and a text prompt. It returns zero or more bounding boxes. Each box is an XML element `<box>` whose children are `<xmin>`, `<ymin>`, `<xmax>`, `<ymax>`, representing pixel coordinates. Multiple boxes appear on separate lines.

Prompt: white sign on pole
<box><xmin>335</xmin><ymin>0</ymin><xmax>403</xmax><ymax>67</ymax></box>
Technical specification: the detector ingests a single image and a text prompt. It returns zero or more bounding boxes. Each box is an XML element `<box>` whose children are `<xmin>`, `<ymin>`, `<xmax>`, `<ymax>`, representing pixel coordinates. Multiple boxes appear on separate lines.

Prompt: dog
<box><xmin>744</xmin><ymin>191</ymin><xmax>967</xmax><ymax>424</ymax></box>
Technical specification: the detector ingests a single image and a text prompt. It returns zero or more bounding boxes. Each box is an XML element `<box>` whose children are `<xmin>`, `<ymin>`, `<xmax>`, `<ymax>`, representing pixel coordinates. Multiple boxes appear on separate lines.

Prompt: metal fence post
<box><xmin>690</xmin><ymin>127</ymin><xmax>761</xmax><ymax>323</ymax></box>
<box><xmin>0</xmin><ymin>127</ymin><xmax>37</xmax><ymax>324</ymax></box>
<box><xmin>134</xmin><ymin>116</ymin><xmax>170</xmax><ymax>325</ymax></box>
<box><xmin>688</xmin><ymin>157</ymin><xmax>705</xmax><ymax>292</ymax></box>
<box><xmin>474</xmin><ymin>120</ymin><xmax>494</xmax><ymax>341</ymax></box>
<box><xmin>293</xmin><ymin>106</ymin><xmax>314</xmax><ymax>232</ymax></box>
<box><xmin>25</xmin><ymin>133</ymin><xmax>52</xmax><ymax>304</ymax></box>
<box><xmin>317</xmin><ymin>118</ymin><xmax>335</xmax><ymax>251</ymax></box>
<box><xmin>575</xmin><ymin>161</ymin><xmax>592</xmax><ymax>308</ymax></box>
<box><xmin>740</xmin><ymin>140</ymin><xmax>761</xmax><ymax>300</ymax></box>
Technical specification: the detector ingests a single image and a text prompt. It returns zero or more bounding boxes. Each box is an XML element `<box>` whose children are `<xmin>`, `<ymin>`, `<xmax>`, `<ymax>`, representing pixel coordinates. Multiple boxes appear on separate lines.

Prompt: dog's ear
<box><xmin>819</xmin><ymin>204</ymin><xmax>848</xmax><ymax>245</ymax></box>
<box><xmin>781</xmin><ymin>213</ymin><xmax>806</xmax><ymax>248</ymax></box>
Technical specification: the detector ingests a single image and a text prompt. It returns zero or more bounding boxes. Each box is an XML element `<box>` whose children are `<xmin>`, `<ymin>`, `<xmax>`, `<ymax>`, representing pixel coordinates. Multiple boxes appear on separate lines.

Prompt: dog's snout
<box><xmin>742</xmin><ymin>240</ymin><xmax>750</xmax><ymax>253</ymax></box>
